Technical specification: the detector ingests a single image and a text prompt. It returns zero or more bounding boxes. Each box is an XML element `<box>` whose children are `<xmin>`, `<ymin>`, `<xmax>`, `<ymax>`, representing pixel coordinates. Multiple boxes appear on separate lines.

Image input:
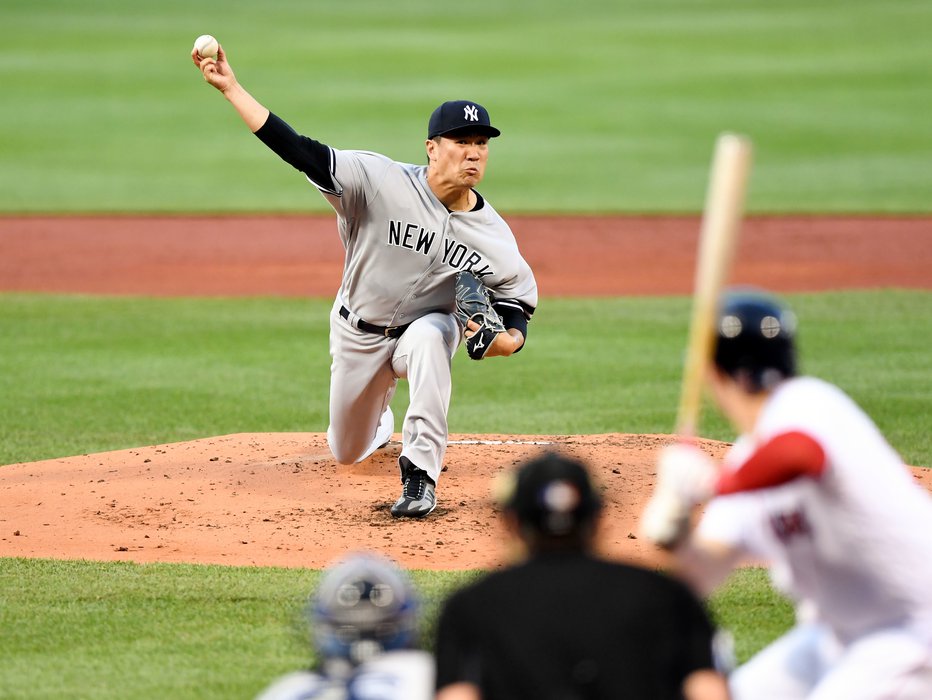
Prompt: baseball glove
<box><xmin>454</xmin><ymin>271</ymin><xmax>507</xmax><ymax>360</ymax></box>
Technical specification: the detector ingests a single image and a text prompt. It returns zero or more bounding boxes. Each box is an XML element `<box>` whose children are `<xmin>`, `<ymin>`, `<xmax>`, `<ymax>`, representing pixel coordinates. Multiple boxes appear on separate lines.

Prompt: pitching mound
<box><xmin>3</xmin><ymin>434</ymin><xmax>931</xmax><ymax>571</ymax></box>
<box><xmin>3</xmin><ymin>216</ymin><xmax>930</xmax><ymax>572</ymax></box>
<box><xmin>0</xmin><ymin>433</ymin><xmax>726</xmax><ymax>571</ymax></box>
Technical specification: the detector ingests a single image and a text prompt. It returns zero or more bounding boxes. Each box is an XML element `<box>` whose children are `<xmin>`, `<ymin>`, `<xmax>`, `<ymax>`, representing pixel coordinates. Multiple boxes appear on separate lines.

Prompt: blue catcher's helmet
<box><xmin>714</xmin><ymin>287</ymin><xmax>798</xmax><ymax>392</ymax></box>
<box><xmin>311</xmin><ymin>552</ymin><xmax>418</xmax><ymax>666</ymax></box>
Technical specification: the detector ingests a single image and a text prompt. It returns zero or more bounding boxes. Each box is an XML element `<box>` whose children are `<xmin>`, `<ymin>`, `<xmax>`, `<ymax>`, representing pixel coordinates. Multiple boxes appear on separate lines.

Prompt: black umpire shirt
<box><xmin>434</xmin><ymin>550</ymin><xmax>719</xmax><ymax>700</ymax></box>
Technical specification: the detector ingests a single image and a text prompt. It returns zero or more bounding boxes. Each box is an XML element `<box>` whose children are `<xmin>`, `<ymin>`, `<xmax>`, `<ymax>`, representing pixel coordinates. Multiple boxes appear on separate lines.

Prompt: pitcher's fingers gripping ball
<box><xmin>190</xmin><ymin>36</ymin><xmax>231</xmax><ymax>90</ymax></box>
<box><xmin>193</xmin><ymin>34</ymin><xmax>219</xmax><ymax>60</ymax></box>
<box><xmin>454</xmin><ymin>271</ymin><xmax>507</xmax><ymax>360</ymax></box>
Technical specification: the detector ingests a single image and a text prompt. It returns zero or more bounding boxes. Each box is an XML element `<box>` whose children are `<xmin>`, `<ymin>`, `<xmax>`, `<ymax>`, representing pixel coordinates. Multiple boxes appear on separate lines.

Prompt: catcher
<box><xmin>255</xmin><ymin>551</ymin><xmax>434</xmax><ymax>700</ymax></box>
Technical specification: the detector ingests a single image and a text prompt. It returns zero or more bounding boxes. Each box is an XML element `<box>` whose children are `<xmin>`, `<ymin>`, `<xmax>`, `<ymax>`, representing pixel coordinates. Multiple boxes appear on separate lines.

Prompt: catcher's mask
<box><xmin>497</xmin><ymin>452</ymin><xmax>602</xmax><ymax>539</ymax></box>
<box><xmin>714</xmin><ymin>286</ymin><xmax>798</xmax><ymax>393</ymax></box>
<box><xmin>310</xmin><ymin>552</ymin><xmax>418</xmax><ymax>666</ymax></box>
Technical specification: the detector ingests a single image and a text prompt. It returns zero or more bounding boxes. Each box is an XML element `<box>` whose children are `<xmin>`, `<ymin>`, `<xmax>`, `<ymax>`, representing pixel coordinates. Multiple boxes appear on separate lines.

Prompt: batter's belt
<box><xmin>340</xmin><ymin>305</ymin><xmax>411</xmax><ymax>338</ymax></box>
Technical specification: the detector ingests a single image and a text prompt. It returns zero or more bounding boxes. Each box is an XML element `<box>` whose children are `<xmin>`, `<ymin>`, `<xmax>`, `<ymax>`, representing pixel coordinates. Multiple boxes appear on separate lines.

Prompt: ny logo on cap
<box><xmin>464</xmin><ymin>105</ymin><xmax>479</xmax><ymax>122</ymax></box>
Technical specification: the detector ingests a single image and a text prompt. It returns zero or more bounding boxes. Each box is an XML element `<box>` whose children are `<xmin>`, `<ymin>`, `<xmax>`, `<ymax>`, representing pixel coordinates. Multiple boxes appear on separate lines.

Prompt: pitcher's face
<box><xmin>427</xmin><ymin>132</ymin><xmax>489</xmax><ymax>189</ymax></box>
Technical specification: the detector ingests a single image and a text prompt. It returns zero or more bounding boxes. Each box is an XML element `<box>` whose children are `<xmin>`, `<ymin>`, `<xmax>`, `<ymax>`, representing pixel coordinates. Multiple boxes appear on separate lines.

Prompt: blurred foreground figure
<box><xmin>435</xmin><ymin>452</ymin><xmax>729</xmax><ymax>700</ymax></box>
<box><xmin>641</xmin><ymin>287</ymin><xmax>932</xmax><ymax>699</ymax></box>
<box><xmin>255</xmin><ymin>551</ymin><xmax>434</xmax><ymax>700</ymax></box>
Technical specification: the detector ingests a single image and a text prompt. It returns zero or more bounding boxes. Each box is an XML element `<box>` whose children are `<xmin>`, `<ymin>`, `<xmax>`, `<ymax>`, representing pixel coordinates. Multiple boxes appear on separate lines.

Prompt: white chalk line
<box><xmin>447</xmin><ymin>439</ymin><xmax>555</xmax><ymax>446</ymax></box>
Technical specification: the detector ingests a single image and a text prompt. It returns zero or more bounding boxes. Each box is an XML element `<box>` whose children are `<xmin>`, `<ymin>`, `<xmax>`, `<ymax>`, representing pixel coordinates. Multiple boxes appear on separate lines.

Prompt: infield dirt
<box><xmin>1</xmin><ymin>215</ymin><xmax>930</xmax><ymax>570</ymax></box>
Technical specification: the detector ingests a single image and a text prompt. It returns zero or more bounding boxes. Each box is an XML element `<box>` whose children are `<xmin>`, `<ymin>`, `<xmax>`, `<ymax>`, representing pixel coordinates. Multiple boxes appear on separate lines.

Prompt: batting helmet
<box><xmin>311</xmin><ymin>552</ymin><xmax>418</xmax><ymax>666</ymax></box>
<box><xmin>714</xmin><ymin>287</ymin><xmax>798</xmax><ymax>392</ymax></box>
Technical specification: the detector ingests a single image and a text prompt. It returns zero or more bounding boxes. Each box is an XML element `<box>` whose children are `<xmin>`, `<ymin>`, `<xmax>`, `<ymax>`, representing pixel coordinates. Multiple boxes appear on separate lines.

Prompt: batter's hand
<box><xmin>656</xmin><ymin>443</ymin><xmax>718</xmax><ymax>504</ymax></box>
<box><xmin>465</xmin><ymin>319</ymin><xmax>524</xmax><ymax>357</ymax></box>
<box><xmin>191</xmin><ymin>44</ymin><xmax>236</xmax><ymax>93</ymax></box>
<box><xmin>640</xmin><ymin>443</ymin><xmax>717</xmax><ymax>549</ymax></box>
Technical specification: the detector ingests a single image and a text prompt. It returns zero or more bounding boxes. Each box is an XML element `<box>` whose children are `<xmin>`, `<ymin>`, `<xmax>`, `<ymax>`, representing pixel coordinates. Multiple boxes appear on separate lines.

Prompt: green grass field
<box><xmin>1</xmin><ymin>0</ymin><xmax>930</xmax><ymax>213</ymax></box>
<box><xmin>0</xmin><ymin>559</ymin><xmax>791</xmax><ymax>700</ymax></box>
<box><xmin>1</xmin><ymin>290</ymin><xmax>929</xmax><ymax>697</ymax></box>
<box><xmin>2</xmin><ymin>0</ymin><xmax>930</xmax><ymax>697</ymax></box>
<box><xmin>2</xmin><ymin>291</ymin><xmax>930</xmax><ymax>468</ymax></box>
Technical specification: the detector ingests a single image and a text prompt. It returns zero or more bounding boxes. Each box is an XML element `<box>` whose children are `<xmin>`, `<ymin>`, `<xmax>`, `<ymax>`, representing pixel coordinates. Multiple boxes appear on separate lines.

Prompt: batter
<box><xmin>192</xmin><ymin>43</ymin><xmax>537</xmax><ymax>518</ymax></box>
<box><xmin>641</xmin><ymin>288</ymin><xmax>932</xmax><ymax>699</ymax></box>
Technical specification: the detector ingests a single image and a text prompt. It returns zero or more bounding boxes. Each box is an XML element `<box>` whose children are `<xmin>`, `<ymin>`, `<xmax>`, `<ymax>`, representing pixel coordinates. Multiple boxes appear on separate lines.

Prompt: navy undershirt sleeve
<box><xmin>493</xmin><ymin>299</ymin><xmax>534</xmax><ymax>352</ymax></box>
<box><xmin>254</xmin><ymin>112</ymin><xmax>337</xmax><ymax>193</ymax></box>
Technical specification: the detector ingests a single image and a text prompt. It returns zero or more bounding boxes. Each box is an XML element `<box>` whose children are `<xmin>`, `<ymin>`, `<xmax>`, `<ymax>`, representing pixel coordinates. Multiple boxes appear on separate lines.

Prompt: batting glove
<box><xmin>640</xmin><ymin>443</ymin><xmax>717</xmax><ymax>548</ymax></box>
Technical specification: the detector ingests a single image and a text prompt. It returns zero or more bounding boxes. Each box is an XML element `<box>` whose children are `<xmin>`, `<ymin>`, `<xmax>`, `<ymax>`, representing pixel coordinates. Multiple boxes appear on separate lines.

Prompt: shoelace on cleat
<box><xmin>402</xmin><ymin>470</ymin><xmax>428</xmax><ymax>499</ymax></box>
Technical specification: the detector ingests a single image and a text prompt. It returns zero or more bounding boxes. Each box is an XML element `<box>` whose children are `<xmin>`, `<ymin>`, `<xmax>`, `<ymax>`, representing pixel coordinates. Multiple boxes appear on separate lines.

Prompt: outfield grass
<box><xmin>2</xmin><ymin>1</ymin><xmax>929</xmax><ymax>693</ymax></box>
<box><xmin>0</xmin><ymin>558</ymin><xmax>790</xmax><ymax>700</ymax></box>
<box><xmin>2</xmin><ymin>290</ymin><xmax>929</xmax><ymax>467</ymax></box>
<box><xmin>1</xmin><ymin>0</ymin><xmax>930</xmax><ymax>213</ymax></box>
<box><xmin>2</xmin><ymin>290</ymin><xmax>928</xmax><ymax>697</ymax></box>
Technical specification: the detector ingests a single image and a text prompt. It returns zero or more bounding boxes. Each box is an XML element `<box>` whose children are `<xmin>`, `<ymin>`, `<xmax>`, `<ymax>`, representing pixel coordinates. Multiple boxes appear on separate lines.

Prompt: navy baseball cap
<box><xmin>498</xmin><ymin>452</ymin><xmax>602</xmax><ymax>537</ymax></box>
<box><xmin>427</xmin><ymin>100</ymin><xmax>501</xmax><ymax>139</ymax></box>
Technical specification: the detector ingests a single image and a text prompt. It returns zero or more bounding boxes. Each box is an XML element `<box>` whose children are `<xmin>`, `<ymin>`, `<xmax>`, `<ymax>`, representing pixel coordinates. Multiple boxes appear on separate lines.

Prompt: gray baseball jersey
<box><xmin>313</xmin><ymin>148</ymin><xmax>537</xmax><ymax>483</ymax></box>
<box><xmin>318</xmin><ymin>149</ymin><xmax>537</xmax><ymax>324</ymax></box>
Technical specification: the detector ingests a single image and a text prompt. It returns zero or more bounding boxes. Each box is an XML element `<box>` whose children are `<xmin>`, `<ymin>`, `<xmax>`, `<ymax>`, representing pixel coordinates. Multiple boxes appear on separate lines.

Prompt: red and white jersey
<box><xmin>698</xmin><ymin>376</ymin><xmax>932</xmax><ymax>644</ymax></box>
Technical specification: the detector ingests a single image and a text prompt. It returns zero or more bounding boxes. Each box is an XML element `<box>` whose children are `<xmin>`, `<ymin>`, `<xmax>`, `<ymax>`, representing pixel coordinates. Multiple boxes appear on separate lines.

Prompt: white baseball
<box><xmin>193</xmin><ymin>34</ymin><xmax>219</xmax><ymax>60</ymax></box>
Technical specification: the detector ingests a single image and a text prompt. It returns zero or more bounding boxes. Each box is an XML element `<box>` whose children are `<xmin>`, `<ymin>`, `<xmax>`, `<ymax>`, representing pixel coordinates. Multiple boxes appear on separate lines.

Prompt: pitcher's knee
<box><xmin>331</xmin><ymin>451</ymin><xmax>358</xmax><ymax>466</ymax></box>
<box><xmin>327</xmin><ymin>430</ymin><xmax>366</xmax><ymax>465</ymax></box>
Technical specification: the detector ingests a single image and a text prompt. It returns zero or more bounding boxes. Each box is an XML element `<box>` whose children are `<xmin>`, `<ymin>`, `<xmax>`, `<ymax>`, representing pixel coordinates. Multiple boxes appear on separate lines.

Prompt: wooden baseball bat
<box><xmin>675</xmin><ymin>133</ymin><xmax>753</xmax><ymax>437</ymax></box>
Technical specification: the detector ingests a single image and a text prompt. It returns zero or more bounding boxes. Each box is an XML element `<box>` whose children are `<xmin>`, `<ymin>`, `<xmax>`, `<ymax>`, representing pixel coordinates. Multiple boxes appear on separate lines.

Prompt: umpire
<box><xmin>434</xmin><ymin>452</ymin><xmax>730</xmax><ymax>700</ymax></box>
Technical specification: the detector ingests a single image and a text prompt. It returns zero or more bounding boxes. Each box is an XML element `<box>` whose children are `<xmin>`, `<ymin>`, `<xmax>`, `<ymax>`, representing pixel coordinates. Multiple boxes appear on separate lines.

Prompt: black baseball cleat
<box><xmin>390</xmin><ymin>456</ymin><xmax>436</xmax><ymax>518</ymax></box>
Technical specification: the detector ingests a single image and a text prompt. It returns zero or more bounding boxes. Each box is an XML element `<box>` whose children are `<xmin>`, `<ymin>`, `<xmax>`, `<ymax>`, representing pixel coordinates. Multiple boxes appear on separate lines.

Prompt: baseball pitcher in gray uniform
<box><xmin>192</xmin><ymin>43</ymin><xmax>538</xmax><ymax>518</ymax></box>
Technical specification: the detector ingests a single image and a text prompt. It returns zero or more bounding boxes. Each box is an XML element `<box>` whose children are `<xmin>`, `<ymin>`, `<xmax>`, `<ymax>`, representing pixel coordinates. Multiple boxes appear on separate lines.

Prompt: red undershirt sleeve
<box><xmin>716</xmin><ymin>430</ymin><xmax>826</xmax><ymax>495</ymax></box>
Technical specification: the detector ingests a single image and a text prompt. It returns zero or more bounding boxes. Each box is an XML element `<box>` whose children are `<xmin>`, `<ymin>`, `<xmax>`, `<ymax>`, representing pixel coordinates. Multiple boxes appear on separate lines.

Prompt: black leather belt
<box><xmin>340</xmin><ymin>305</ymin><xmax>411</xmax><ymax>338</ymax></box>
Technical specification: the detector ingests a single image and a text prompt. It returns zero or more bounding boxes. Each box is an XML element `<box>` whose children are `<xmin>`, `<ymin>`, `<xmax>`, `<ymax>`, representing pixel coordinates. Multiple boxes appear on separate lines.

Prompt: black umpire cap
<box><xmin>427</xmin><ymin>100</ymin><xmax>501</xmax><ymax>139</ymax></box>
<box><xmin>498</xmin><ymin>452</ymin><xmax>602</xmax><ymax>538</ymax></box>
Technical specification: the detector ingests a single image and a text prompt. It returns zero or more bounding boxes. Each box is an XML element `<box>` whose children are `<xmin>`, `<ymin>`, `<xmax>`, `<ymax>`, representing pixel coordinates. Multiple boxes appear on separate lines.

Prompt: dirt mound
<box><xmin>1</xmin><ymin>214</ymin><xmax>929</xmax><ymax>571</ymax></box>
<box><xmin>0</xmin><ymin>433</ymin><xmax>720</xmax><ymax>570</ymax></box>
<box><xmin>3</xmin><ymin>433</ymin><xmax>930</xmax><ymax>571</ymax></box>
